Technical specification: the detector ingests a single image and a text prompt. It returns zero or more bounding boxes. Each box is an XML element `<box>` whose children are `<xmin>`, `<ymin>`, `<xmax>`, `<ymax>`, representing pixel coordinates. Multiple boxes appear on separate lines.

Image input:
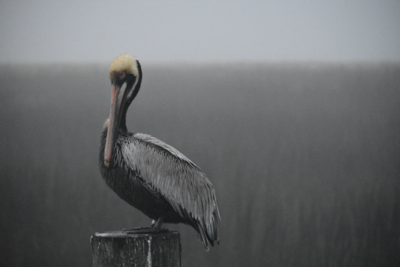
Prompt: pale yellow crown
<box><xmin>109</xmin><ymin>53</ymin><xmax>138</xmax><ymax>80</ymax></box>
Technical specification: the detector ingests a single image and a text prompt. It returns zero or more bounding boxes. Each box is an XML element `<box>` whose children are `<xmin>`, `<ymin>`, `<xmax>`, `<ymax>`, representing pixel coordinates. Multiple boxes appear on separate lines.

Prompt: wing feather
<box><xmin>121</xmin><ymin>133</ymin><xmax>220</xmax><ymax>231</ymax></box>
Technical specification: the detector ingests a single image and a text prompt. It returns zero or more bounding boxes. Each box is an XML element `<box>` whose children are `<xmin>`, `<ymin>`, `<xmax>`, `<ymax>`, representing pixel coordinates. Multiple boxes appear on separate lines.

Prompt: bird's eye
<box><xmin>119</xmin><ymin>72</ymin><xmax>125</xmax><ymax>79</ymax></box>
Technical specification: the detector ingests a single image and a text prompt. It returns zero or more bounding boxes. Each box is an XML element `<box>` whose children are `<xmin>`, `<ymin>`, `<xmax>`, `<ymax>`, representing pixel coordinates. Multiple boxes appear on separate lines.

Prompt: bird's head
<box><xmin>104</xmin><ymin>53</ymin><xmax>142</xmax><ymax>167</ymax></box>
<box><xmin>109</xmin><ymin>53</ymin><xmax>139</xmax><ymax>83</ymax></box>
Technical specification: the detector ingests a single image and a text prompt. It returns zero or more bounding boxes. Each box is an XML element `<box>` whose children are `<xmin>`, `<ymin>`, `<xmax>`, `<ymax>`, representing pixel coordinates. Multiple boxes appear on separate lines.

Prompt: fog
<box><xmin>1</xmin><ymin>62</ymin><xmax>399</xmax><ymax>266</ymax></box>
<box><xmin>1</xmin><ymin>1</ymin><xmax>400</xmax><ymax>63</ymax></box>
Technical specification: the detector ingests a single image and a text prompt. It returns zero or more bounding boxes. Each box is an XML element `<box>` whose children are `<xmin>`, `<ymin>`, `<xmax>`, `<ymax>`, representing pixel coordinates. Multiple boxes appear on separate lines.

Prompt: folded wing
<box><xmin>121</xmin><ymin>133</ymin><xmax>220</xmax><ymax>247</ymax></box>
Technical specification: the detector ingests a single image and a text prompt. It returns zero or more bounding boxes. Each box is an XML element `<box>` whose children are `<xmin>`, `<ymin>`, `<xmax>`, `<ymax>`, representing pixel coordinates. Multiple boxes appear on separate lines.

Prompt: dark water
<box><xmin>0</xmin><ymin>62</ymin><xmax>399</xmax><ymax>266</ymax></box>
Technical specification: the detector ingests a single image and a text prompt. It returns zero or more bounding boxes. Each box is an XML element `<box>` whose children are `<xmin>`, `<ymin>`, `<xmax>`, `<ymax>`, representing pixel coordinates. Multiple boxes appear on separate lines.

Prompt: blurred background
<box><xmin>1</xmin><ymin>1</ymin><xmax>399</xmax><ymax>266</ymax></box>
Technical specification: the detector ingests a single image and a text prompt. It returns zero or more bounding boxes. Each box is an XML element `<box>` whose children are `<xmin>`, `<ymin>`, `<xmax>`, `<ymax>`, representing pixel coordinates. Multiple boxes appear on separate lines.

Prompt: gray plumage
<box><xmin>99</xmin><ymin>54</ymin><xmax>220</xmax><ymax>250</ymax></box>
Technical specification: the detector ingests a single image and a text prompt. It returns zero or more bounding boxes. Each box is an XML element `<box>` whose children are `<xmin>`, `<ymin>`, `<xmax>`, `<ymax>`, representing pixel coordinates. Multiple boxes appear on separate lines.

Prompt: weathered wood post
<box><xmin>91</xmin><ymin>230</ymin><xmax>181</xmax><ymax>267</ymax></box>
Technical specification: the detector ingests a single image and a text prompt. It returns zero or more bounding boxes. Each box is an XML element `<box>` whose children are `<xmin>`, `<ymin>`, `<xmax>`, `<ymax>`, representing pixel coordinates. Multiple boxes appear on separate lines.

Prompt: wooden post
<box><xmin>91</xmin><ymin>230</ymin><xmax>181</xmax><ymax>267</ymax></box>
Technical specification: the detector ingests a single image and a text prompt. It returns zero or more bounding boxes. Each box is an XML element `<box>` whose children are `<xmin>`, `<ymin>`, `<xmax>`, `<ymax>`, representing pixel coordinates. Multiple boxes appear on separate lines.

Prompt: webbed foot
<box><xmin>123</xmin><ymin>216</ymin><xmax>166</xmax><ymax>234</ymax></box>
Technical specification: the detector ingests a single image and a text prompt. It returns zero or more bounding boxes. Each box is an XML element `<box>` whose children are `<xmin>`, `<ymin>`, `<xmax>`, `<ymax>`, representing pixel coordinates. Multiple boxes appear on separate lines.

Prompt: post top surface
<box><xmin>92</xmin><ymin>230</ymin><xmax>179</xmax><ymax>238</ymax></box>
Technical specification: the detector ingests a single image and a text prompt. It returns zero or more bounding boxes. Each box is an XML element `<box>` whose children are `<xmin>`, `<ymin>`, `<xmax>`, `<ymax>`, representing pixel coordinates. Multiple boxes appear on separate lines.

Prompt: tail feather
<box><xmin>194</xmin><ymin>208</ymin><xmax>220</xmax><ymax>250</ymax></box>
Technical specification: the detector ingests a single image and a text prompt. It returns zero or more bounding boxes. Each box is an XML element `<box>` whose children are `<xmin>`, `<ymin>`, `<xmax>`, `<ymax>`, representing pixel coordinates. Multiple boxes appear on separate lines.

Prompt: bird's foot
<box><xmin>124</xmin><ymin>217</ymin><xmax>166</xmax><ymax>234</ymax></box>
<box><xmin>123</xmin><ymin>227</ymin><xmax>168</xmax><ymax>234</ymax></box>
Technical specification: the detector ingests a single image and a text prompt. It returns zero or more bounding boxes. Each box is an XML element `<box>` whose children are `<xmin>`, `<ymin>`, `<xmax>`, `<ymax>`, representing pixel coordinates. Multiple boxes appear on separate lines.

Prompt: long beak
<box><xmin>104</xmin><ymin>85</ymin><xmax>120</xmax><ymax>167</ymax></box>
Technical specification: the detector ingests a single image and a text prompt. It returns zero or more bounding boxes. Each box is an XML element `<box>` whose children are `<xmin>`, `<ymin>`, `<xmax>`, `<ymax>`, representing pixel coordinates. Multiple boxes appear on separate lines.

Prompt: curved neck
<box><xmin>119</xmin><ymin>60</ymin><xmax>143</xmax><ymax>133</ymax></box>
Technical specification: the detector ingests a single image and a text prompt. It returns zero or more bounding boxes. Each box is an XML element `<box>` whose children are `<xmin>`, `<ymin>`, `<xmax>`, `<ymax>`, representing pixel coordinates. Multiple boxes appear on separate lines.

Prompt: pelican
<box><xmin>99</xmin><ymin>54</ymin><xmax>220</xmax><ymax>249</ymax></box>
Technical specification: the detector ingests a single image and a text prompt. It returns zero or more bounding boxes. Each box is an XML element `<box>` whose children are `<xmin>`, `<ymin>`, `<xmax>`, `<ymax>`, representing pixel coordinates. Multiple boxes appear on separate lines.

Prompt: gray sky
<box><xmin>1</xmin><ymin>0</ymin><xmax>399</xmax><ymax>63</ymax></box>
